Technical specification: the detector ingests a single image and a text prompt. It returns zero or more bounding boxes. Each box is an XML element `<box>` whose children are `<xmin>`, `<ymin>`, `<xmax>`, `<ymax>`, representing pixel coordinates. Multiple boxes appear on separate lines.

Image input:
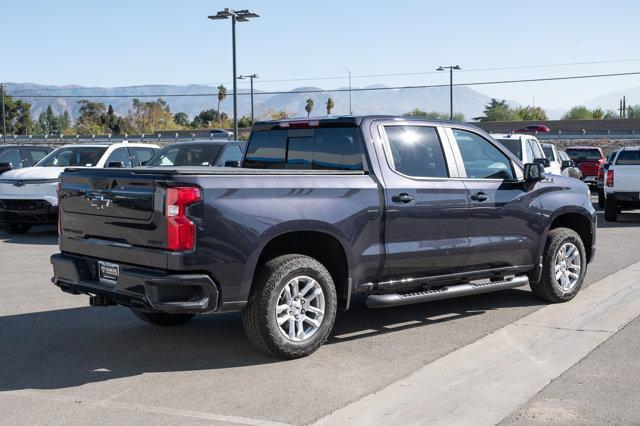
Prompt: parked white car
<box><xmin>0</xmin><ymin>142</ymin><xmax>159</xmax><ymax>234</ymax></box>
<box><xmin>540</xmin><ymin>143</ymin><xmax>563</xmax><ymax>175</ymax></box>
<box><xmin>491</xmin><ymin>134</ymin><xmax>555</xmax><ymax>174</ymax></box>
<box><xmin>603</xmin><ymin>147</ymin><xmax>640</xmax><ymax>222</ymax></box>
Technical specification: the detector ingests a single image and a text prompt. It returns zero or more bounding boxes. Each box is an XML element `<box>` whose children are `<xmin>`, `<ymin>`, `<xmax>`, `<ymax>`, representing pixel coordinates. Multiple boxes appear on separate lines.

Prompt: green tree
<box><xmin>591</xmin><ymin>107</ymin><xmax>605</xmax><ymax>120</ymax></box>
<box><xmin>173</xmin><ymin>112</ymin><xmax>190</xmax><ymax>127</ymax></box>
<box><xmin>305</xmin><ymin>98</ymin><xmax>314</xmax><ymax>117</ymax></box>
<box><xmin>267</xmin><ymin>110</ymin><xmax>293</xmax><ymax>120</ymax></box>
<box><xmin>403</xmin><ymin>109</ymin><xmax>465</xmax><ymax>121</ymax></box>
<box><xmin>127</xmin><ymin>98</ymin><xmax>176</xmax><ymax>134</ymax></box>
<box><xmin>59</xmin><ymin>111</ymin><xmax>72</xmax><ymax>133</ymax></box>
<box><xmin>562</xmin><ymin>106</ymin><xmax>595</xmax><ymax>120</ymax></box>
<box><xmin>514</xmin><ymin>106</ymin><xmax>548</xmax><ymax>121</ymax></box>
<box><xmin>627</xmin><ymin>105</ymin><xmax>640</xmax><ymax>119</ymax></box>
<box><xmin>474</xmin><ymin>98</ymin><xmax>519</xmax><ymax>121</ymax></box>
<box><xmin>326</xmin><ymin>97</ymin><xmax>335</xmax><ymax>115</ymax></box>
<box><xmin>37</xmin><ymin>105</ymin><xmax>57</xmax><ymax>134</ymax></box>
<box><xmin>238</xmin><ymin>116</ymin><xmax>253</xmax><ymax>128</ymax></box>
<box><xmin>76</xmin><ymin>100</ymin><xmax>107</xmax><ymax>134</ymax></box>
<box><xmin>1</xmin><ymin>94</ymin><xmax>34</xmax><ymax>134</ymax></box>
<box><xmin>217</xmin><ymin>85</ymin><xmax>227</xmax><ymax>118</ymax></box>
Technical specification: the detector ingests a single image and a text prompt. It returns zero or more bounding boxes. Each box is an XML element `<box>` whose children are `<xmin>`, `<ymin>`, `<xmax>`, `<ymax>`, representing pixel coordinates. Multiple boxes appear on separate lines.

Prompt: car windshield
<box><xmin>37</xmin><ymin>146</ymin><xmax>108</xmax><ymax>167</ymax></box>
<box><xmin>615</xmin><ymin>150</ymin><xmax>640</xmax><ymax>165</ymax></box>
<box><xmin>146</xmin><ymin>144</ymin><xmax>223</xmax><ymax>166</ymax></box>
<box><xmin>566</xmin><ymin>148</ymin><xmax>601</xmax><ymax>161</ymax></box>
<box><xmin>542</xmin><ymin>146</ymin><xmax>556</xmax><ymax>161</ymax></box>
<box><xmin>497</xmin><ymin>139</ymin><xmax>522</xmax><ymax>160</ymax></box>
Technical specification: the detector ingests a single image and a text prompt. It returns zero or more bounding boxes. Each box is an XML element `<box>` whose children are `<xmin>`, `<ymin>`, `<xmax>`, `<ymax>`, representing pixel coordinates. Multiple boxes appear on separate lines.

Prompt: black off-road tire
<box><xmin>597</xmin><ymin>189</ymin><xmax>605</xmax><ymax>208</ymax></box>
<box><xmin>131</xmin><ymin>310</ymin><xmax>195</xmax><ymax>326</ymax></box>
<box><xmin>604</xmin><ymin>198</ymin><xmax>617</xmax><ymax>222</ymax></box>
<box><xmin>530</xmin><ymin>227</ymin><xmax>586</xmax><ymax>303</ymax></box>
<box><xmin>242</xmin><ymin>254</ymin><xmax>337</xmax><ymax>359</ymax></box>
<box><xmin>2</xmin><ymin>224</ymin><xmax>32</xmax><ymax>234</ymax></box>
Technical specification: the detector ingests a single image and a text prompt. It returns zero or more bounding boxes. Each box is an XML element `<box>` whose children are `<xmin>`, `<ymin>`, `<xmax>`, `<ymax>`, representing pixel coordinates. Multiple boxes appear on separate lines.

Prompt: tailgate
<box><xmin>59</xmin><ymin>169</ymin><xmax>169</xmax><ymax>264</ymax></box>
<box><xmin>578</xmin><ymin>160</ymin><xmax>599</xmax><ymax>177</ymax></box>
<box><xmin>613</xmin><ymin>166</ymin><xmax>640</xmax><ymax>192</ymax></box>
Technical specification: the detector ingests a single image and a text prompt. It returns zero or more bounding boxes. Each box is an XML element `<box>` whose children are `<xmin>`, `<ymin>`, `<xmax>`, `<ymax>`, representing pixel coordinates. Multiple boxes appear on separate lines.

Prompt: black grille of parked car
<box><xmin>0</xmin><ymin>199</ymin><xmax>52</xmax><ymax>211</ymax></box>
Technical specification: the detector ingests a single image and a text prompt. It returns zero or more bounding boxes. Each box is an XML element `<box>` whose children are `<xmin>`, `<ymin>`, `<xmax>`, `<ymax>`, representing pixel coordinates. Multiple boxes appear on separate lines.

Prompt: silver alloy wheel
<box><xmin>275</xmin><ymin>276</ymin><xmax>325</xmax><ymax>342</ymax></box>
<box><xmin>554</xmin><ymin>242</ymin><xmax>581</xmax><ymax>291</ymax></box>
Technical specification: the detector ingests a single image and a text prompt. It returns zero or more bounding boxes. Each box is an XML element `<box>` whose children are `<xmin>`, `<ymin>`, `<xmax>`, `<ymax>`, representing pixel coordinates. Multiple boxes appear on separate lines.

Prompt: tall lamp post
<box><xmin>238</xmin><ymin>74</ymin><xmax>258</xmax><ymax>125</ymax></box>
<box><xmin>0</xmin><ymin>84</ymin><xmax>6</xmax><ymax>143</ymax></box>
<box><xmin>341</xmin><ymin>65</ymin><xmax>352</xmax><ymax>115</ymax></box>
<box><xmin>436</xmin><ymin>65</ymin><xmax>461</xmax><ymax>120</ymax></box>
<box><xmin>208</xmin><ymin>8</ymin><xmax>259</xmax><ymax>138</ymax></box>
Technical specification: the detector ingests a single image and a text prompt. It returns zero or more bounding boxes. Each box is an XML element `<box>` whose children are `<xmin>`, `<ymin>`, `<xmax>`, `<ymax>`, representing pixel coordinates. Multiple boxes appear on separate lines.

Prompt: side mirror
<box><xmin>533</xmin><ymin>157</ymin><xmax>551</xmax><ymax>168</ymax></box>
<box><xmin>224</xmin><ymin>160</ymin><xmax>241</xmax><ymax>168</ymax></box>
<box><xmin>140</xmin><ymin>160</ymin><xmax>148</xmax><ymax>166</ymax></box>
<box><xmin>0</xmin><ymin>162</ymin><xmax>12</xmax><ymax>173</ymax></box>
<box><xmin>561</xmin><ymin>159</ymin><xmax>573</xmax><ymax>169</ymax></box>
<box><xmin>603</xmin><ymin>163</ymin><xmax>610</xmax><ymax>170</ymax></box>
<box><xmin>107</xmin><ymin>161</ymin><xmax>124</xmax><ymax>168</ymax></box>
<box><xmin>524</xmin><ymin>163</ymin><xmax>546</xmax><ymax>182</ymax></box>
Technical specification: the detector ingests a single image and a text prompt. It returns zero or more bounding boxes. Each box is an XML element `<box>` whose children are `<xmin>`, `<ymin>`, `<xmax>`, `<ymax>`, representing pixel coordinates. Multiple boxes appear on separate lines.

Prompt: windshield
<box><xmin>37</xmin><ymin>146</ymin><xmax>108</xmax><ymax>167</ymax></box>
<box><xmin>542</xmin><ymin>146</ymin><xmax>556</xmax><ymax>161</ymax></box>
<box><xmin>497</xmin><ymin>139</ymin><xmax>522</xmax><ymax>160</ymax></box>
<box><xmin>146</xmin><ymin>144</ymin><xmax>223</xmax><ymax>166</ymax></box>
<box><xmin>566</xmin><ymin>148</ymin><xmax>601</xmax><ymax>161</ymax></box>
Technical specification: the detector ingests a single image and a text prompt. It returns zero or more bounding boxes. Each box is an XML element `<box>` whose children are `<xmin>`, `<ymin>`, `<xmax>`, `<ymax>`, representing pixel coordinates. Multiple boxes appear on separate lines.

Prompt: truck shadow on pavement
<box><xmin>595</xmin><ymin>211</ymin><xmax>640</xmax><ymax>228</ymax></box>
<box><xmin>0</xmin><ymin>288</ymin><xmax>544</xmax><ymax>392</ymax></box>
<box><xmin>0</xmin><ymin>227</ymin><xmax>58</xmax><ymax>245</ymax></box>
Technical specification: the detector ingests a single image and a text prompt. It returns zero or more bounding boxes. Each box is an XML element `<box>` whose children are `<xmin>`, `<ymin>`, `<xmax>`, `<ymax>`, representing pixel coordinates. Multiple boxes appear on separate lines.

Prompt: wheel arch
<box><xmin>545</xmin><ymin>209</ymin><xmax>595</xmax><ymax>263</ymax></box>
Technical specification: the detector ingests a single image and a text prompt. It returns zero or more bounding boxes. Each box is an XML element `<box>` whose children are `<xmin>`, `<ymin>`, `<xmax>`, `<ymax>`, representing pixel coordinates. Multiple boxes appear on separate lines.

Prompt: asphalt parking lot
<box><xmin>1</xmin><ymin>197</ymin><xmax>639</xmax><ymax>425</ymax></box>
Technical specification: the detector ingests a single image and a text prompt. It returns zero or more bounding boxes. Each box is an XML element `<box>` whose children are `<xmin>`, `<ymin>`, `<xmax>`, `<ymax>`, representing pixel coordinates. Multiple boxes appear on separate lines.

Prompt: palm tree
<box><xmin>305</xmin><ymin>98</ymin><xmax>314</xmax><ymax>117</ymax></box>
<box><xmin>326</xmin><ymin>97</ymin><xmax>335</xmax><ymax>115</ymax></box>
<box><xmin>216</xmin><ymin>85</ymin><xmax>227</xmax><ymax>122</ymax></box>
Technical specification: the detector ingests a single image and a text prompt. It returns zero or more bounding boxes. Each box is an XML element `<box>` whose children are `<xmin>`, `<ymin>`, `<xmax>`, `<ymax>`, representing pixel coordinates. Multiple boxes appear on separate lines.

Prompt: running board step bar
<box><xmin>365</xmin><ymin>275</ymin><xmax>529</xmax><ymax>308</ymax></box>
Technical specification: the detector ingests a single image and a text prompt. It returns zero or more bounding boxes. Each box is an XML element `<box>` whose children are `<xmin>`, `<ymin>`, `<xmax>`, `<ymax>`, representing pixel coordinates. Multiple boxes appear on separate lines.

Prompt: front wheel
<box><xmin>530</xmin><ymin>227</ymin><xmax>586</xmax><ymax>303</ymax></box>
<box><xmin>131</xmin><ymin>310</ymin><xmax>195</xmax><ymax>326</ymax></box>
<box><xmin>242</xmin><ymin>254</ymin><xmax>337</xmax><ymax>359</ymax></box>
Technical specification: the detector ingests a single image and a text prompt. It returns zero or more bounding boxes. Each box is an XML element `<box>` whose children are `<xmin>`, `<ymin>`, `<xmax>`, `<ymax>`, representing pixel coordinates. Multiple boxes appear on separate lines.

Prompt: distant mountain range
<box><xmin>4</xmin><ymin>82</ymin><xmax>514</xmax><ymax>122</ymax></box>
<box><xmin>6</xmin><ymin>82</ymin><xmax>639</xmax><ymax>122</ymax></box>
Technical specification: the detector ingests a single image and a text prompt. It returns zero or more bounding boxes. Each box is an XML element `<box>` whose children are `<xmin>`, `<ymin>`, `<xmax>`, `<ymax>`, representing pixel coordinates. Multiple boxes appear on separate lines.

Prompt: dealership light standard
<box><xmin>341</xmin><ymin>65</ymin><xmax>352</xmax><ymax>115</ymax></box>
<box><xmin>238</xmin><ymin>74</ymin><xmax>258</xmax><ymax>124</ymax></box>
<box><xmin>436</xmin><ymin>65</ymin><xmax>461</xmax><ymax>120</ymax></box>
<box><xmin>208</xmin><ymin>8</ymin><xmax>259</xmax><ymax>138</ymax></box>
<box><xmin>0</xmin><ymin>83</ymin><xmax>6</xmax><ymax>143</ymax></box>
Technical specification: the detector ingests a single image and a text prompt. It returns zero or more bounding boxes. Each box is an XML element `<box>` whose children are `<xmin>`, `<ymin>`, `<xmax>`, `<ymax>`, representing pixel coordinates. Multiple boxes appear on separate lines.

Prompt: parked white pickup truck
<box><xmin>491</xmin><ymin>134</ymin><xmax>556</xmax><ymax>174</ymax></box>
<box><xmin>0</xmin><ymin>142</ymin><xmax>158</xmax><ymax>234</ymax></box>
<box><xmin>603</xmin><ymin>147</ymin><xmax>640</xmax><ymax>222</ymax></box>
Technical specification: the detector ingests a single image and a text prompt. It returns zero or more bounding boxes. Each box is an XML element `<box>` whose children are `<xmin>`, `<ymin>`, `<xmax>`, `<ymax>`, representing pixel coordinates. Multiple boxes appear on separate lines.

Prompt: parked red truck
<box><xmin>565</xmin><ymin>147</ymin><xmax>606</xmax><ymax>186</ymax></box>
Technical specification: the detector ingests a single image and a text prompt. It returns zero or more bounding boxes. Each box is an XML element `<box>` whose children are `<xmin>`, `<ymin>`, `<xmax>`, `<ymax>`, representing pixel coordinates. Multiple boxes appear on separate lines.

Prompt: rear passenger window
<box><xmin>216</xmin><ymin>145</ymin><xmax>243</xmax><ymax>166</ymax></box>
<box><xmin>245</xmin><ymin>127</ymin><xmax>364</xmax><ymax>170</ymax></box>
<box><xmin>105</xmin><ymin>148</ymin><xmax>132</xmax><ymax>168</ymax></box>
<box><xmin>132</xmin><ymin>148</ymin><xmax>156</xmax><ymax>165</ymax></box>
<box><xmin>384</xmin><ymin>126</ymin><xmax>448</xmax><ymax>178</ymax></box>
<box><xmin>453</xmin><ymin>129</ymin><xmax>515</xmax><ymax>180</ymax></box>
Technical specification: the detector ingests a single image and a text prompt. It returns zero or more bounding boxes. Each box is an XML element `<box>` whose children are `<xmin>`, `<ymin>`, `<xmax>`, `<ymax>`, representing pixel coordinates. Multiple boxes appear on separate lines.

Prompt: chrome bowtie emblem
<box><xmin>89</xmin><ymin>194</ymin><xmax>111</xmax><ymax>210</ymax></box>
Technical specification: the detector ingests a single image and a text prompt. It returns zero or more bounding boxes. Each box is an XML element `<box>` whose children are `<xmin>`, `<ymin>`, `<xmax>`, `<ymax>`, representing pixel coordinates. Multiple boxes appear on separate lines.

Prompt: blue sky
<box><xmin>3</xmin><ymin>0</ymin><xmax>640</xmax><ymax>109</ymax></box>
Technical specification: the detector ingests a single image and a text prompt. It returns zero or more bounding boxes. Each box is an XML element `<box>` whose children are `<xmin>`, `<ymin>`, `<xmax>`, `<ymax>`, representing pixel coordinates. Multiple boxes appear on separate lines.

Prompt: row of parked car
<box><xmin>0</xmin><ymin>140</ymin><xmax>246</xmax><ymax>234</ymax></box>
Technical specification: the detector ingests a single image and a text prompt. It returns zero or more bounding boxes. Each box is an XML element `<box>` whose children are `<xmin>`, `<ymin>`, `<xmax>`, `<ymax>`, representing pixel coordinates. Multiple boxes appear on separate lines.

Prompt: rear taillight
<box><xmin>57</xmin><ymin>181</ymin><xmax>62</xmax><ymax>236</ymax></box>
<box><xmin>606</xmin><ymin>170</ymin><xmax>614</xmax><ymax>187</ymax></box>
<box><xmin>166</xmin><ymin>187</ymin><xmax>201</xmax><ymax>251</ymax></box>
<box><xmin>597</xmin><ymin>168</ymin><xmax>604</xmax><ymax>180</ymax></box>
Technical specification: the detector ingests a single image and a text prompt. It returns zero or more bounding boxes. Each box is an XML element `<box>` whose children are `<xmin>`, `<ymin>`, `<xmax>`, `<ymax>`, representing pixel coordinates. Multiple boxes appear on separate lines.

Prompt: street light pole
<box><xmin>341</xmin><ymin>65</ymin><xmax>352</xmax><ymax>115</ymax></box>
<box><xmin>436</xmin><ymin>65</ymin><xmax>461</xmax><ymax>120</ymax></box>
<box><xmin>238</xmin><ymin>74</ymin><xmax>258</xmax><ymax>124</ymax></box>
<box><xmin>208</xmin><ymin>8</ymin><xmax>259</xmax><ymax>139</ymax></box>
<box><xmin>0</xmin><ymin>84</ymin><xmax>6</xmax><ymax>143</ymax></box>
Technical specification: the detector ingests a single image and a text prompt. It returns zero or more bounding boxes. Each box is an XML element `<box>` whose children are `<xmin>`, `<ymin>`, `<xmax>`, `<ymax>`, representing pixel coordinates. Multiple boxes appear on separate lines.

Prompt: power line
<box><xmin>9</xmin><ymin>58</ymin><xmax>640</xmax><ymax>94</ymax></box>
<box><xmin>9</xmin><ymin>70</ymin><xmax>640</xmax><ymax>99</ymax></box>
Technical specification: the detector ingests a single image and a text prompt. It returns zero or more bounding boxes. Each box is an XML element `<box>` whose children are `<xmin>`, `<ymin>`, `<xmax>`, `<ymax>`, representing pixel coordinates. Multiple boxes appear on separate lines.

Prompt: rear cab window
<box><xmin>566</xmin><ymin>148</ymin><xmax>602</xmax><ymax>161</ymax></box>
<box><xmin>615</xmin><ymin>150</ymin><xmax>640</xmax><ymax>165</ymax></box>
<box><xmin>244</xmin><ymin>126</ymin><xmax>364</xmax><ymax>170</ymax></box>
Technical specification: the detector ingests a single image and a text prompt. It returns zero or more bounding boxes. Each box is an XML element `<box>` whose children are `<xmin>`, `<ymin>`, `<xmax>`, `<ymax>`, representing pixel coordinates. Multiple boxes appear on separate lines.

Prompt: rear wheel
<box><xmin>242</xmin><ymin>254</ymin><xmax>337</xmax><ymax>359</ymax></box>
<box><xmin>530</xmin><ymin>227</ymin><xmax>586</xmax><ymax>303</ymax></box>
<box><xmin>1</xmin><ymin>224</ymin><xmax>32</xmax><ymax>234</ymax></box>
<box><xmin>597</xmin><ymin>189</ymin><xmax>605</xmax><ymax>208</ymax></box>
<box><xmin>131</xmin><ymin>310</ymin><xmax>195</xmax><ymax>326</ymax></box>
<box><xmin>604</xmin><ymin>198</ymin><xmax>617</xmax><ymax>222</ymax></box>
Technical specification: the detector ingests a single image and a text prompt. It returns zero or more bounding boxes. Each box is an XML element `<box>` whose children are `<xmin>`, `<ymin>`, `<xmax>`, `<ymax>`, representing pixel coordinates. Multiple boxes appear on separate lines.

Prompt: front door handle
<box><xmin>471</xmin><ymin>192</ymin><xmax>489</xmax><ymax>202</ymax></box>
<box><xmin>391</xmin><ymin>193</ymin><xmax>414</xmax><ymax>203</ymax></box>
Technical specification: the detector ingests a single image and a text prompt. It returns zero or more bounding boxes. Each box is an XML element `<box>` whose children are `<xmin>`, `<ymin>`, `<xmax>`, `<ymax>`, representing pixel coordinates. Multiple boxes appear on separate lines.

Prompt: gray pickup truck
<box><xmin>51</xmin><ymin>116</ymin><xmax>596</xmax><ymax>358</ymax></box>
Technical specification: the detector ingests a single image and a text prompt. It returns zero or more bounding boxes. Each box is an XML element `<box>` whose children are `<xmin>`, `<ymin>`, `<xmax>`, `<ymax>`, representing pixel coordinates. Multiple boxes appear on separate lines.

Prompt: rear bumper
<box><xmin>0</xmin><ymin>199</ymin><xmax>57</xmax><ymax>224</ymax></box>
<box><xmin>50</xmin><ymin>253</ymin><xmax>219</xmax><ymax>314</ymax></box>
<box><xmin>607</xmin><ymin>192</ymin><xmax>640</xmax><ymax>209</ymax></box>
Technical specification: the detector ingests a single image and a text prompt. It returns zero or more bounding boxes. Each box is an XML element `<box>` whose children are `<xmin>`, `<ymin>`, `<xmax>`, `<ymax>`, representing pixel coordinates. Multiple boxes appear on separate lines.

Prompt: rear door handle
<box><xmin>471</xmin><ymin>192</ymin><xmax>489</xmax><ymax>202</ymax></box>
<box><xmin>391</xmin><ymin>193</ymin><xmax>414</xmax><ymax>203</ymax></box>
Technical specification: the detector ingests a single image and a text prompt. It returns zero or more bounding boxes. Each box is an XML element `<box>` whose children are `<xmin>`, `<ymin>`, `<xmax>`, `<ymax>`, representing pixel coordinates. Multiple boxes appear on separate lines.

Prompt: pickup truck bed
<box><xmin>52</xmin><ymin>116</ymin><xmax>596</xmax><ymax>358</ymax></box>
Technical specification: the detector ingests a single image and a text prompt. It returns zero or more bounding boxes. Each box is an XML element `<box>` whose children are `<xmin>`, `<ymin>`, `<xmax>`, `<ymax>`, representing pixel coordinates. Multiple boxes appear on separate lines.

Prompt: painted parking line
<box><xmin>315</xmin><ymin>261</ymin><xmax>640</xmax><ymax>426</ymax></box>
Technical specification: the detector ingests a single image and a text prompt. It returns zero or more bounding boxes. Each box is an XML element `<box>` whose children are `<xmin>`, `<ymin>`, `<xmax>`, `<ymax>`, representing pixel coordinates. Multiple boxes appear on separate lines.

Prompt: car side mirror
<box><xmin>561</xmin><ymin>159</ymin><xmax>573</xmax><ymax>169</ymax></box>
<box><xmin>533</xmin><ymin>157</ymin><xmax>551</xmax><ymax>168</ymax></box>
<box><xmin>107</xmin><ymin>161</ymin><xmax>124</xmax><ymax>168</ymax></box>
<box><xmin>603</xmin><ymin>163</ymin><xmax>610</xmax><ymax>170</ymax></box>
<box><xmin>224</xmin><ymin>160</ymin><xmax>241</xmax><ymax>168</ymax></box>
<box><xmin>140</xmin><ymin>160</ymin><xmax>148</xmax><ymax>166</ymax></box>
<box><xmin>524</xmin><ymin>163</ymin><xmax>546</xmax><ymax>182</ymax></box>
